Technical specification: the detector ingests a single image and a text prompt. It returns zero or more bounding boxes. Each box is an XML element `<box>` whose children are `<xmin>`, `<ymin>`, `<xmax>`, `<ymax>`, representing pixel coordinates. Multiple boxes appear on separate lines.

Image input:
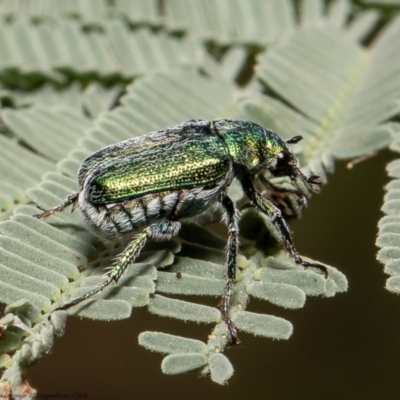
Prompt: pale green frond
<box><xmin>8</xmin><ymin>84</ymin><xmax>83</xmax><ymax>110</ymax></box>
<box><xmin>300</xmin><ymin>0</ymin><xmax>326</xmax><ymax>26</ymax></box>
<box><xmin>361</xmin><ymin>0</ymin><xmax>400</xmax><ymax>5</ymax></box>
<box><xmin>0</xmin><ymin>85</ymin><xmax>125</xmax><ymax>216</ymax></box>
<box><xmin>376</xmin><ymin>124</ymin><xmax>400</xmax><ymax>291</ymax></box>
<box><xmin>1</xmin><ymin>108</ymin><xmax>92</xmax><ymax>161</ymax></box>
<box><xmin>0</xmin><ymin>136</ymin><xmax>54</xmax><ymax>216</ymax></box>
<box><xmin>0</xmin><ymin>0</ymin><xmax>19</xmax><ymax>20</ymax></box>
<box><xmin>192</xmin><ymin>46</ymin><xmax>249</xmax><ymax>83</ymax></box>
<box><xmin>113</xmin><ymin>0</ymin><xmax>160</xmax><ymax>25</ymax></box>
<box><xmin>163</xmin><ymin>0</ymin><xmax>378</xmax><ymax>46</ymax></box>
<box><xmin>255</xmin><ymin>17</ymin><xmax>400</xmax><ymax>180</ymax></box>
<box><xmin>347</xmin><ymin>9</ymin><xmax>381</xmax><ymax>41</ymax></box>
<box><xmin>327</xmin><ymin>0</ymin><xmax>352</xmax><ymax>28</ymax></box>
<box><xmin>219</xmin><ymin>47</ymin><xmax>249</xmax><ymax>82</ymax></box>
<box><xmin>164</xmin><ymin>0</ymin><xmax>295</xmax><ymax>45</ymax></box>
<box><xmin>0</xmin><ymin>0</ymin><xmax>157</xmax><ymax>26</ymax></box>
<box><xmin>2</xmin><ymin>83</ymin><xmax>124</xmax><ymax>114</ymax></box>
<box><xmin>81</xmin><ymin>83</ymin><xmax>123</xmax><ymax>118</ymax></box>
<box><xmin>0</xmin><ymin>19</ymin><xmax>195</xmax><ymax>85</ymax></box>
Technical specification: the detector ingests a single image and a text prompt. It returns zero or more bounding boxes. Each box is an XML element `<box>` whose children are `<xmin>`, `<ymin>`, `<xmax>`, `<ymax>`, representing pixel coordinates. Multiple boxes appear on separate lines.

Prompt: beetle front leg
<box><xmin>55</xmin><ymin>220</ymin><xmax>181</xmax><ymax>312</ymax></box>
<box><xmin>219</xmin><ymin>195</ymin><xmax>241</xmax><ymax>345</ymax></box>
<box><xmin>241</xmin><ymin>175</ymin><xmax>327</xmax><ymax>278</ymax></box>
<box><xmin>258</xmin><ymin>173</ymin><xmax>307</xmax><ymax>206</ymax></box>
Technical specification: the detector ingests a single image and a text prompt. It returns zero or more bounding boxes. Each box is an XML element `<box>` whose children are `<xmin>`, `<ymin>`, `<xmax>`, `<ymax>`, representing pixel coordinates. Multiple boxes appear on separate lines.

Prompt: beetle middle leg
<box><xmin>55</xmin><ymin>220</ymin><xmax>181</xmax><ymax>312</ymax></box>
<box><xmin>219</xmin><ymin>195</ymin><xmax>241</xmax><ymax>345</ymax></box>
<box><xmin>241</xmin><ymin>175</ymin><xmax>328</xmax><ymax>278</ymax></box>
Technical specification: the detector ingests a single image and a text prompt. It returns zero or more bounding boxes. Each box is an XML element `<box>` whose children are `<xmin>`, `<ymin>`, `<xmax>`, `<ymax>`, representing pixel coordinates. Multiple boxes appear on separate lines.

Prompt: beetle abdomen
<box><xmin>79</xmin><ymin>184</ymin><xmax>227</xmax><ymax>240</ymax></box>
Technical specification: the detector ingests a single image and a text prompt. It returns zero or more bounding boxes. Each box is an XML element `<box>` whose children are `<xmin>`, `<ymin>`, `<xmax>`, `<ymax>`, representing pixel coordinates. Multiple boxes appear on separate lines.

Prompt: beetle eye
<box><xmin>273</xmin><ymin>151</ymin><xmax>292</xmax><ymax>176</ymax></box>
<box><xmin>276</xmin><ymin>151</ymin><xmax>291</xmax><ymax>168</ymax></box>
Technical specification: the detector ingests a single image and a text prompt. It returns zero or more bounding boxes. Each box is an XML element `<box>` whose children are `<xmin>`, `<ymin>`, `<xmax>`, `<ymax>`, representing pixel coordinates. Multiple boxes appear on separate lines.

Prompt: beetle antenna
<box><xmin>286</xmin><ymin>135</ymin><xmax>303</xmax><ymax>144</ymax></box>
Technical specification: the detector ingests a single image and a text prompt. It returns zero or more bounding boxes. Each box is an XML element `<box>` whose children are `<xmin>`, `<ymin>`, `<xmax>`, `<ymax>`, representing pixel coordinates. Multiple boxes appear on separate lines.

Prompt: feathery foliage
<box><xmin>0</xmin><ymin>0</ymin><xmax>399</xmax><ymax>397</ymax></box>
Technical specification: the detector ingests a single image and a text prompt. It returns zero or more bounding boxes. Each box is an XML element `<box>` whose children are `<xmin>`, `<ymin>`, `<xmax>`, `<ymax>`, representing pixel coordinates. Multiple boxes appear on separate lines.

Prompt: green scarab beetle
<box><xmin>35</xmin><ymin>119</ymin><xmax>326</xmax><ymax>345</ymax></box>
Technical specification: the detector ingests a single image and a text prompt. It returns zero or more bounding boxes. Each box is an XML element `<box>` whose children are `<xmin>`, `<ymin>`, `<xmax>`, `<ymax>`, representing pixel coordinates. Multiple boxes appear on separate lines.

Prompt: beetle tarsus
<box><xmin>285</xmin><ymin>240</ymin><xmax>328</xmax><ymax>278</ymax></box>
<box><xmin>53</xmin><ymin>279</ymin><xmax>113</xmax><ymax>312</ymax></box>
<box><xmin>34</xmin><ymin>193</ymin><xmax>79</xmax><ymax>220</ymax></box>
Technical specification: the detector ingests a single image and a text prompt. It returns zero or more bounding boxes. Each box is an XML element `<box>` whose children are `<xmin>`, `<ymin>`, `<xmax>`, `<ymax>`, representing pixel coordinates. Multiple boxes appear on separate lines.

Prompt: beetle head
<box><xmin>270</xmin><ymin>135</ymin><xmax>321</xmax><ymax>191</ymax></box>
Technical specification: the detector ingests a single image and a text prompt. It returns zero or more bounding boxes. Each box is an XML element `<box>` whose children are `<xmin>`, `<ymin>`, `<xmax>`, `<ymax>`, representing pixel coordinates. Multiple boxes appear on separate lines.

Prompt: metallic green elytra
<box><xmin>35</xmin><ymin>119</ymin><xmax>326</xmax><ymax>345</ymax></box>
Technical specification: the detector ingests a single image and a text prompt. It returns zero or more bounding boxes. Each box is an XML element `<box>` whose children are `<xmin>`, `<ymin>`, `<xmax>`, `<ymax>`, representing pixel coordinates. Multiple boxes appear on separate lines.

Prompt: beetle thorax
<box><xmin>213</xmin><ymin>119</ymin><xmax>283</xmax><ymax>175</ymax></box>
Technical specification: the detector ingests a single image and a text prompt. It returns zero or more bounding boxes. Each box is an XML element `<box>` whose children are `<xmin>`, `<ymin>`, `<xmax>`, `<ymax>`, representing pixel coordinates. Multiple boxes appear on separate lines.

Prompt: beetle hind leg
<box><xmin>34</xmin><ymin>192</ymin><xmax>79</xmax><ymax>219</ymax></box>
<box><xmin>54</xmin><ymin>220</ymin><xmax>181</xmax><ymax>312</ymax></box>
<box><xmin>219</xmin><ymin>195</ymin><xmax>241</xmax><ymax>345</ymax></box>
